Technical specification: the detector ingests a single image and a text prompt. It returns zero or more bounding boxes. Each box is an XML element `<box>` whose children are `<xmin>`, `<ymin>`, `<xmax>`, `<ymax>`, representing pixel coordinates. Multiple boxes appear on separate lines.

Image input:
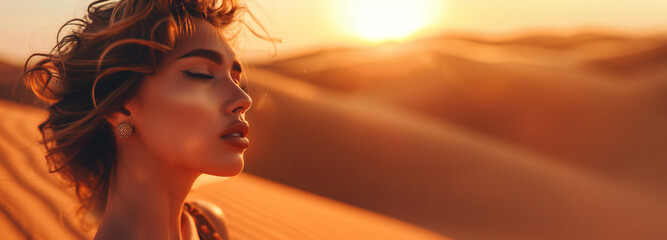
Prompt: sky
<box><xmin>2</xmin><ymin>0</ymin><xmax>667</xmax><ymax>64</ymax></box>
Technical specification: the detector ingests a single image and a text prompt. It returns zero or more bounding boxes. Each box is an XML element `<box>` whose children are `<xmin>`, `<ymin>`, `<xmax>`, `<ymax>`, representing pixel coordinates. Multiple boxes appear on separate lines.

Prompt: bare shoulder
<box><xmin>188</xmin><ymin>199</ymin><xmax>230</xmax><ymax>240</ymax></box>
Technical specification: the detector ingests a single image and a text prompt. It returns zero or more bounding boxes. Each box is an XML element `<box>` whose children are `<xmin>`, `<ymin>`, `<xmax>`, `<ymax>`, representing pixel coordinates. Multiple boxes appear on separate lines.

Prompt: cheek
<box><xmin>135</xmin><ymin>80</ymin><xmax>221</xmax><ymax>167</ymax></box>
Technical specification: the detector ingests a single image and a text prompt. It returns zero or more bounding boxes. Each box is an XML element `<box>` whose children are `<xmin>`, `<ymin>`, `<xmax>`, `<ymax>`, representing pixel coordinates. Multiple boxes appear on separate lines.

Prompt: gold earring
<box><xmin>115</xmin><ymin>122</ymin><xmax>134</xmax><ymax>138</ymax></box>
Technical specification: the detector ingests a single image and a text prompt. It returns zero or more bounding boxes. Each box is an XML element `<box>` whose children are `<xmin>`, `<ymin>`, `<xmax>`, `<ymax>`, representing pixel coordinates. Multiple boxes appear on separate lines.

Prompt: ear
<box><xmin>105</xmin><ymin>105</ymin><xmax>133</xmax><ymax>127</ymax></box>
<box><xmin>105</xmin><ymin>93</ymin><xmax>141</xmax><ymax>127</ymax></box>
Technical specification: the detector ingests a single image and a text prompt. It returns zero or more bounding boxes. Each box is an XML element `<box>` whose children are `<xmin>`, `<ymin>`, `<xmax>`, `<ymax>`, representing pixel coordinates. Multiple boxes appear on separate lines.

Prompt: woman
<box><xmin>23</xmin><ymin>0</ymin><xmax>263</xmax><ymax>239</ymax></box>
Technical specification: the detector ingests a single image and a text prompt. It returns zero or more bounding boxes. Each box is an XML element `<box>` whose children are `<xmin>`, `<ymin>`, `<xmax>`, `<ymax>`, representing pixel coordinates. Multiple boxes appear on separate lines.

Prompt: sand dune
<box><xmin>242</xmin><ymin>69</ymin><xmax>667</xmax><ymax>240</ymax></box>
<box><xmin>586</xmin><ymin>43</ymin><xmax>667</xmax><ymax>76</ymax></box>
<box><xmin>247</xmin><ymin>33</ymin><xmax>667</xmax><ymax>239</ymax></box>
<box><xmin>0</xmin><ymin>100</ymin><xmax>448</xmax><ymax>239</ymax></box>
<box><xmin>257</xmin><ymin>33</ymin><xmax>667</xmax><ymax>195</ymax></box>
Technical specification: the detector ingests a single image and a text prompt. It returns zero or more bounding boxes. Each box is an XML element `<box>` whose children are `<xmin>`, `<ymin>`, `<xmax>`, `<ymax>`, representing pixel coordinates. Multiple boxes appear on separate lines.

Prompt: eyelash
<box><xmin>182</xmin><ymin>70</ymin><xmax>248</xmax><ymax>93</ymax></box>
<box><xmin>182</xmin><ymin>70</ymin><xmax>214</xmax><ymax>81</ymax></box>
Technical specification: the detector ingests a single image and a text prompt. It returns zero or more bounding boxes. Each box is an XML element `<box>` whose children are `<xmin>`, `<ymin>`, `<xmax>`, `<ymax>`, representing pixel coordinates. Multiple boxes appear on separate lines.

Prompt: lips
<box><xmin>220</xmin><ymin>121</ymin><xmax>250</xmax><ymax>148</ymax></box>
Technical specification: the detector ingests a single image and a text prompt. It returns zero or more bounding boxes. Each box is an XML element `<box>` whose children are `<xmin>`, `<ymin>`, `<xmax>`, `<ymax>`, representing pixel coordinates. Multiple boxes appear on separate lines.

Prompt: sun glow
<box><xmin>337</xmin><ymin>0</ymin><xmax>439</xmax><ymax>42</ymax></box>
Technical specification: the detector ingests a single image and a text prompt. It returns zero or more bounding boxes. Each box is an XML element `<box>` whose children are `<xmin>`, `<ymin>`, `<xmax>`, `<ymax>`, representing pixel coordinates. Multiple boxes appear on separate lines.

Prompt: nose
<box><xmin>225</xmin><ymin>87</ymin><xmax>252</xmax><ymax>115</ymax></box>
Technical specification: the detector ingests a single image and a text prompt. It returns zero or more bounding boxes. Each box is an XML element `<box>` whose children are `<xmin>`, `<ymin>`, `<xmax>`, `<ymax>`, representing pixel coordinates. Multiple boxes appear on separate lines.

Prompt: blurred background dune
<box><xmin>2</xmin><ymin>0</ymin><xmax>667</xmax><ymax>239</ymax></box>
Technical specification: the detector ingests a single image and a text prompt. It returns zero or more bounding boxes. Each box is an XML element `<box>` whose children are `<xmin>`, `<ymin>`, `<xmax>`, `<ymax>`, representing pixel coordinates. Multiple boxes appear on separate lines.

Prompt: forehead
<box><xmin>166</xmin><ymin>19</ymin><xmax>235</xmax><ymax>62</ymax></box>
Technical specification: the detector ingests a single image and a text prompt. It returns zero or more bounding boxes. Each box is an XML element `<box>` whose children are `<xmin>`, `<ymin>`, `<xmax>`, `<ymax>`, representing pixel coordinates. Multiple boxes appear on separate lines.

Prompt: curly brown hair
<box><xmin>22</xmin><ymin>0</ymin><xmax>254</xmax><ymax>223</ymax></box>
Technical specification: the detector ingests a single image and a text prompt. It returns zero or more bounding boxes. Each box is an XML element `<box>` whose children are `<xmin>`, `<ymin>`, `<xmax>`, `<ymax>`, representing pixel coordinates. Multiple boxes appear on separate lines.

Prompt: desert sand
<box><xmin>245</xmin><ymin>33</ymin><xmax>667</xmax><ymax>240</ymax></box>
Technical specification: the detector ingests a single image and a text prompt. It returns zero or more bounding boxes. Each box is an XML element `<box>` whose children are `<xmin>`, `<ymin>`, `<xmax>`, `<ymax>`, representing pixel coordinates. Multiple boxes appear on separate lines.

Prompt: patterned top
<box><xmin>183</xmin><ymin>202</ymin><xmax>225</xmax><ymax>240</ymax></box>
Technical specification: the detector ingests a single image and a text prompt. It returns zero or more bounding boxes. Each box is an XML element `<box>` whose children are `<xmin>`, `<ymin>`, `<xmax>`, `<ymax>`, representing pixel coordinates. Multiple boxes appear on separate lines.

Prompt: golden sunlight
<box><xmin>338</xmin><ymin>0</ymin><xmax>439</xmax><ymax>42</ymax></box>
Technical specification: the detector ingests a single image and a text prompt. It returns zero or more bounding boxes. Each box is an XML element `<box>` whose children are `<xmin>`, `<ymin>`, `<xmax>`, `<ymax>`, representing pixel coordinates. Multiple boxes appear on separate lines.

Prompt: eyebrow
<box><xmin>177</xmin><ymin>48</ymin><xmax>223</xmax><ymax>65</ymax></box>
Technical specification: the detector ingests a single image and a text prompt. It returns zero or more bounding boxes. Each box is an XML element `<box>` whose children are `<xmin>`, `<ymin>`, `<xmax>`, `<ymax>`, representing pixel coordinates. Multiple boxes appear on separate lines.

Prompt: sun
<box><xmin>337</xmin><ymin>0</ymin><xmax>438</xmax><ymax>42</ymax></box>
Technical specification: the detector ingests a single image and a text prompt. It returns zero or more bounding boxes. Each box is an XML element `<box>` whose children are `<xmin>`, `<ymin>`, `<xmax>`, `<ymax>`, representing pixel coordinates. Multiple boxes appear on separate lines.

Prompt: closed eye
<box><xmin>182</xmin><ymin>70</ymin><xmax>214</xmax><ymax>81</ymax></box>
<box><xmin>184</xmin><ymin>70</ymin><xmax>248</xmax><ymax>93</ymax></box>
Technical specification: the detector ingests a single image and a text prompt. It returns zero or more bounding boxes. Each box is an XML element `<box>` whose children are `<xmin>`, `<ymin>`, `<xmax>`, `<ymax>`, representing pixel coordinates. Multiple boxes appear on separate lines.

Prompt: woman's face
<box><xmin>125</xmin><ymin>19</ymin><xmax>252</xmax><ymax>177</ymax></box>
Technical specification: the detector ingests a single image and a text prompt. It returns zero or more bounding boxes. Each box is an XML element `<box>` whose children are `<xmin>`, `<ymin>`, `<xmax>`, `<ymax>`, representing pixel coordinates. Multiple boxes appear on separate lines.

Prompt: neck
<box><xmin>95</xmin><ymin>139</ymin><xmax>200</xmax><ymax>240</ymax></box>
